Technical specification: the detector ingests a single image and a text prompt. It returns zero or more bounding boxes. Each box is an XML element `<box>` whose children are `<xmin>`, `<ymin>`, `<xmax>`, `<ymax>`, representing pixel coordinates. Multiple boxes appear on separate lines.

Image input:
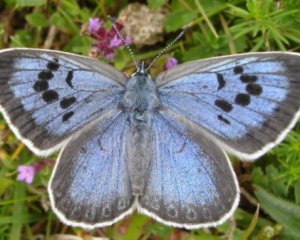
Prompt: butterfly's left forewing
<box><xmin>0</xmin><ymin>49</ymin><xmax>126</xmax><ymax>155</ymax></box>
<box><xmin>138</xmin><ymin>110</ymin><xmax>239</xmax><ymax>228</ymax></box>
<box><xmin>156</xmin><ymin>53</ymin><xmax>300</xmax><ymax>160</ymax></box>
<box><xmin>49</xmin><ymin>110</ymin><xmax>134</xmax><ymax>229</ymax></box>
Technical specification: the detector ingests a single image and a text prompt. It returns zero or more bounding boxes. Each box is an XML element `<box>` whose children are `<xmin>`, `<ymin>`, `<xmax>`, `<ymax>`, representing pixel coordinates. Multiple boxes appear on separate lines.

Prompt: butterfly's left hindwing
<box><xmin>157</xmin><ymin>53</ymin><xmax>300</xmax><ymax>160</ymax></box>
<box><xmin>0</xmin><ymin>49</ymin><xmax>126</xmax><ymax>155</ymax></box>
<box><xmin>49</xmin><ymin>110</ymin><xmax>134</xmax><ymax>229</ymax></box>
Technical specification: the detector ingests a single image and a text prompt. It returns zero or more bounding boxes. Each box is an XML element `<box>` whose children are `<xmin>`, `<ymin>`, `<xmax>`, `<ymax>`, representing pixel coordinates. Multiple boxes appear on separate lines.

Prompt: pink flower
<box><xmin>165</xmin><ymin>57</ymin><xmax>178</xmax><ymax>70</ymax></box>
<box><xmin>17</xmin><ymin>165</ymin><xmax>36</xmax><ymax>184</ymax></box>
<box><xmin>88</xmin><ymin>18</ymin><xmax>101</xmax><ymax>32</ymax></box>
<box><xmin>87</xmin><ymin>17</ymin><xmax>131</xmax><ymax>60</ymax></box>
<box><xmin>17</xmin><ymin>160</ymin><xmax>52</xmax><ymax>184</ymax></box>
<box><xmin>105</xmin><ymin>52</ymin><xmax>115</xmax><ymax>59</ymax></box>
<box><xmin>125</xmin><ymin>36</ymin><xmax>133</xmax><ymax>45</ymax></box>
<box><xmin>109</xmin><ymin>35</ymin><xmax>122</xmax><ymax>48</ymax></box>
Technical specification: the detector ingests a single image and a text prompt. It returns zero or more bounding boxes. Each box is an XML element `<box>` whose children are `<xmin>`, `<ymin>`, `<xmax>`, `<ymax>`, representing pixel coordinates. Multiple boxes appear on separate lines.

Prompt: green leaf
<box><xmin>63</xmin><ymin>35</ymin><xmax>91</xmax><ymax>54</ymax></box>
<box><xmin>0</xmin><ymin>175</ymin><xmax>13</xmax><ymax>197</ymax></box>
<box><xmin>16</xmin><ymin>0</ymin><xmax>46</xmax><ymax>7</ymax></box>
<box><xmin>49</xmin><ymin>12</ymin><xmax>71</xmax><ymax>33</ymax></box>
<box><xmin>186</xmin><ymin>231</ymin><xmax>220</xmax><ymax>240</ymax></box>
<box><xmin>294</xmin><ymin>180</ymin><xmax>300</xmax><ymax>204</ymax></box>
<box><xmin>181</xmin><ymin>34</ymin><xmax>244</xmax><ymax>61</ymax></box>
<box><xmin>4</xmin><ymin>0</ymin><xmax>17</xmax><ymax>7</ymax></box>
<box><xmin>227</xmin><ymin>4</ymin><xmax>250</xmax><ymax>18</ymax></box>
<box><xmin>114</xmin><ymin>49</ymin><xmax>132</xmax><ymax>70</ymax></box>
<box><xmin>145</xmin><ymin>222</ymin><xmax>172</xmax><ymax>238</ymax></box>
<box><xmin>234</xmin><ymin>208</ymin><xmax>272</xmax><ymax>229</ymax></box>
<box><xmin>122</xmin><ymin>214</ymin><xmax>149</xmax><ymax>240</ymax></box>
<box><xmin>58</xmin><ymin>8</ymin><xmax>80</xmax><ymax>34</ymax></box>
<box><xmin>165</xmin><ymin>9</ymin><xmax>198</xmax><ymax>32</ymax></box>
<box><xmin>148</xmin><ymin>0</ymin><xmax>167</xmax><ymax>9</ymax></box>
<box><xmin>112</xmin><ymin>213</ymin><xmax>149</xmax><ymax>240</ymax></box>
<box><xmin>0</xmin><ymin>24</ymin><xmax>5</xmax><ymax>48</ymax></box>
<box><xmin>25</xmin><ymin>12</ymin><xmax>48</xmax><ymax>28</ymax></box>
<box><xmin>199</xmin><ymin>0</ymin><xmax>227</xmax><ymax>13</ymax></box>
<box><xmin>265</xmin><ymin>165</ymin><xmax>289</xmax><ymax>198</ymax></box>
<box><xmin>252</xmin><ymin>167</ymin><xmax>270</xmax><ymax>188</ymax></box>
<box><xmin>241</xmin><ymin>205</ymin><xmax>259</xmax><ymax>240</ymax></box>
<box><xmin>10</xmin><ymin>182</ymin><xmax>26</xmax><ymax>240</ymax></box>
<box><xmin>0</xmin><ymin>214</ymin><xmax>42</xmax><ymax>225</ymax></box>
<box><xmin>9</xmin><ymin>30</ymin><xmax>33</xmax><ymax>47</ymax></box>
<box><xmin>61</xmin><ymin>0</ymin><xmax>81</xmax><ymax>17</ymax></box>
<box><xmin>254</xmin><ymin>185</ymin><xmax>300</xmax><ymax>238</ymax></box>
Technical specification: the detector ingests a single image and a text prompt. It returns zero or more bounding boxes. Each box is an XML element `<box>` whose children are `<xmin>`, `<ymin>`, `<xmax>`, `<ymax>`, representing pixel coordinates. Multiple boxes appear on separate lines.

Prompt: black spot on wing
<box><xmin>240</xmin><ymin>75</ymin><xmax>257</xmax><ymax>83</ymax></box>
<box><xmin>274</xmin><ymin>107</ymin><xmax>281</xmax><ymax>112</ymax></box>
<box><xmin>235</xmin><ymin>93</ymin><xmax>250</xmax><ymax>106</ymax></box>
<box><xmin>217</xmin><ymin>74</ymin><xmax>225</xmax><ymax>91</ymax></box>
<box><xmin>47</xmin><ymin>59</ymin><xmax>59</xmax><ymax>71</ymax></box>
<box><xmin>38</xmin><ymin>71</ymin><xmax>54</xmax><ymax>80</ymax></box>
<box><xmin>215</xmin><ymin>100</ymin><xmax>233</xmax><ymax>112</ymax></box>
<box><xmin>218</xmin><ymin>114</ymin><xmax>230</xmax><ymax>125</ymax></box>
<box><xmin>60</xmin><ymin>97</ymin><xmax>76</xmax><ymax>109</ymax></box>
<box><xmin>42</xmin><ymin>90</ymin><xmax>59</xmax><ymax>103</ymax></box>
<box><xmin>246</xmin><ymin>83</ymin><xmax>263</xmax><ymax>96</ymax></box>
<box><xmin>66</xmin><ymin>71</ymin><xmax>74</xmax><ymax>88</ymax></box>
<box><xmin>234</xmin><ymin>66</ymin><xmax>243</xmax><ymax>74</ymax></box>
<box><xmin>33</xmin><ymin>80</ymin><xmax>49</xmax><ymax>92</ymax></box>
<box><xmin>62</xmin><ymin>111</ymin><xmax>74</xmax><ymax>122</ymax></box>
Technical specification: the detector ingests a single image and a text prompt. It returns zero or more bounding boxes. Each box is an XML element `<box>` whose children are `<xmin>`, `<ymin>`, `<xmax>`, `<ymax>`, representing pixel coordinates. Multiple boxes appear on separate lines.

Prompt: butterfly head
<box><xmin>131</xmin><ymin>61</ymin><xmax>151</xmax><ymax>79</ymax></box>
<box><xmin>138</xmin><ymin>61</ymin><xmax>146</xmax><ymax>73</ymax></box>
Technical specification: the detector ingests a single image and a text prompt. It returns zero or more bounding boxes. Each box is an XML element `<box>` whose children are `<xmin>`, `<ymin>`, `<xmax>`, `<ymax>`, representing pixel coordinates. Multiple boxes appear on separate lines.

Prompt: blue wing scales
<box><xmin>138</xmin><ymin>110</ymin><xmax>239</xmax><ymax>228</ymax></box>
<box><xmin>157</xmin><ymin>53</ymin><xmax>300</xmax><ymax>160</ymax></box>
<box><xmin>49</xmin><ymin>110</ymin><xmax>134</xmax><ymax>228</ymax></box>
<box><xmin>0</xmin><ymin>49</ymin><xmax>126</xmax><ymax>155</ymax></box>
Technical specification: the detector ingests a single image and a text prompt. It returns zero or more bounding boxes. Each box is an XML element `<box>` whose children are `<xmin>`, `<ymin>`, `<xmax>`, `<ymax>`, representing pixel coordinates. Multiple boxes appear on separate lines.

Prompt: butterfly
<box><xmin>0</xmin><ymin>48</ymin><xmax>299</xmax><ymax>229</ymax></box>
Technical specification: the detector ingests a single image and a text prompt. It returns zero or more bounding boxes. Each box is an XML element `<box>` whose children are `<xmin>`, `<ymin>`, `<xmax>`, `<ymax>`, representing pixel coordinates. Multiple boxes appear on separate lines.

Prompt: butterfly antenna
<box><xmin>146</xmin><ymin>26</ymin><xmax>189</xmax><ymax>71</ymax></box>
<box><xmin>108</xmin><ymin>15</ymin><xmax>138</xmax><ymax>69</ymax></box>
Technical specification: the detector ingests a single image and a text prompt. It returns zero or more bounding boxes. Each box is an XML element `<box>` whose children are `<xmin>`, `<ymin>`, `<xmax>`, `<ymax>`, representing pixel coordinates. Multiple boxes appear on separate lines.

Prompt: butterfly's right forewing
<box><xmin>156</xmin><ymin>53</ymin><xmax>300</xmax><ymax>160</ymax></box>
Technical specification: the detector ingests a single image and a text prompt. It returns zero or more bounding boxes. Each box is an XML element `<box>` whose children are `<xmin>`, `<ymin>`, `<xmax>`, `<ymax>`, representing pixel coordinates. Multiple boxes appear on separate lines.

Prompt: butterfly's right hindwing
<box><xmin>138</xmin><ymin>110</ymin><xmax>239</xmax><ymax>228</ymax></box>
<box><xmin>0</xmin><ymin>48</ymin><xmax>127</xmax><ymax>155</ymax></box>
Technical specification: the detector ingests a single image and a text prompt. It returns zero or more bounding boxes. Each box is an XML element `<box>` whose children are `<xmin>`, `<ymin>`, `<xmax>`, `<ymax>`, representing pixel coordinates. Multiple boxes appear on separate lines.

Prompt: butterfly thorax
<box><xmin>121</xmin><ymin>65</ymin><xmax>161</xmax><ymax>123</ymax></box>
<box><xmin>121</xmin><ymin>67</ymin><xmax>161</xmax><ymax>195</ymax></box>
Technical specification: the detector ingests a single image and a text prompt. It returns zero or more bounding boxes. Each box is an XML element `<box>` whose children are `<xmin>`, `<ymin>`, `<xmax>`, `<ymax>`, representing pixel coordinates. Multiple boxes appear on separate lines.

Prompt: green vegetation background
<box><xmin>0</xmin><ymin>0</ymin><xmax>300</xmax><ymax>239</ymax></box>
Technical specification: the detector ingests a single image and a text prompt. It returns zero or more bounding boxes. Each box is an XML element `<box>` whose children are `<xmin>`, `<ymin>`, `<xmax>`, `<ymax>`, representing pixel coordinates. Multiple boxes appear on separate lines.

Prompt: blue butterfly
<box><xmin>0</xmin><ymin>48</ymin><xmax>299</xmax><ymax>229</ymax></box>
